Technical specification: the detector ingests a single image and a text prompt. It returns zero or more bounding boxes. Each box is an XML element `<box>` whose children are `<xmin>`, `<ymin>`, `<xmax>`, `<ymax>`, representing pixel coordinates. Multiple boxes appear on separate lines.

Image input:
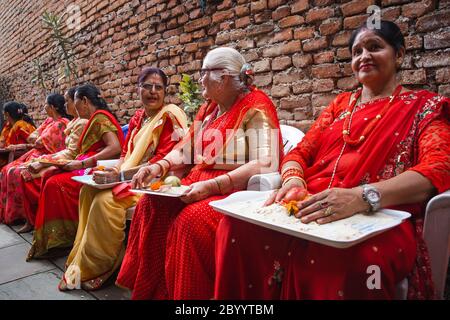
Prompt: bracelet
<box><xmin>160</xmin><ymin>158</ymin><xmax>172</xmax><ymax>172</ymax></box>
<box><xmin>281</xmin><ymin>168</ymin><xmax>303</xmax><ymax>181</ymax></box>
<box><xmin>225</xmin><ymin>173</ymin><xmax>234</xmax><ymax>191</ymax></box>
<box><xmin>153</xmin><ymin>162</ymin><xmax>165</xmax><ymax>176</ymax></box>
<box><xmin>281</xmin><ymin>166</ymin><xmax>303</xmax><ymax>177</ymax></box>
<box><xmin>213</xmin><ymin>178</ymin><xmax>222</xmax><ymax>194</ymax></box>
<box><xmin>282</xmin><ymin>176</ymin><xmax>307</xmax><ymax>188</ymax></box>
<box><xmin>81</xmin><ymin>160</ymin><xmax>86</xmax><ymax>168</ymax></box>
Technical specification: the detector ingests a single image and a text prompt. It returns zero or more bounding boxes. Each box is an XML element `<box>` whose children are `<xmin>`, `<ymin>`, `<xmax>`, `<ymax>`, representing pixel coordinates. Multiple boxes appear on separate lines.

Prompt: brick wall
<box><xmin>0</xmin><ymin>0</ymin><xmax>449</xmax><ymax>130</ymax></box>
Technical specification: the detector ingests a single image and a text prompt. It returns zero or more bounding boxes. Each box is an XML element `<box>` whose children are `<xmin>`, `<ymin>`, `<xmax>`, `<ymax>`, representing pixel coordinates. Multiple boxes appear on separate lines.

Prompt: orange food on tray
<box><xmin>150</xmin><ymin>180</ymin><xmax>163</xmax><ymax>191</ymax></box>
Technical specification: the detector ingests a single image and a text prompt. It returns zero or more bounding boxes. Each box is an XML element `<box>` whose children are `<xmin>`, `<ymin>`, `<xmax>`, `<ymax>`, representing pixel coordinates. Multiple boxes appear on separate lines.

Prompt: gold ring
<box><xmin>324</xmin><ymin>207</ymin><xmax>333</xmax><ymax>217</ymax></box>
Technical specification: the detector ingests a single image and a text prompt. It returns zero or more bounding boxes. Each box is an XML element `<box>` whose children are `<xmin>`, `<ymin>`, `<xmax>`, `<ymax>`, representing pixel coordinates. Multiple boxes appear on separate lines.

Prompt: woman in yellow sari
<box><xmin>59</xmin><ymin>67</ymin><xmax>188</xmax><ymax>291</ymax></box>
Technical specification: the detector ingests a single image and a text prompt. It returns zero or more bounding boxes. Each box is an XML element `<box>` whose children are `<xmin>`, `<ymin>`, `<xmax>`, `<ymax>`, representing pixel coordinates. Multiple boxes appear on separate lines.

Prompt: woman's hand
<box><xmin>28</xmin><ymin>161</ymin><xmax>45</xmax><ymax>174</ymax></box>
<box><xmin>93</xmin><ymin>167</ymin><xmax>119</xmax><ymax>184</ymax></box>
<box><xmin>180</xmin><ymin>180</ymin><xmax>215</xmax><ymax>204</ymax></box>
<box><xmin>295</xmin><ymin>187</ymin><xmax>370</xmax><ymax>224</ymax></box>
<box><xmin>264</xmin><ymin>178</ymin><xmax>306</xmax><ymax>206</ymax></box>
<box><xmin>131</xmin><ymin>164</ymin><xmax>161</xmax><ymax>189</ymax></box>
<box><xmin>62</xmin><ymin>160</ymin><xmax>83</xmax><ymax>171</ymax></box>
<box><xmin>6</xmin><ymin>144</ymin><xmax>28</xmax><ymax>151</ymax></box>
<box><xmin>34</xmin><ymin>138</ymin><xmax>43</xmax><ymax>149</ymax></box>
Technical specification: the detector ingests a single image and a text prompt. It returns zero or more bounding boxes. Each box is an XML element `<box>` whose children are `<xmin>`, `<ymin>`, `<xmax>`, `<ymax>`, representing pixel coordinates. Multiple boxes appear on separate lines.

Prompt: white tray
<box><xmin>209</xmin><ymin>190</ymin><xmax>411</xmax><ymax>249</ymax></box>
<box><xmin>71</xmin><ymin>175</ymin><xmax>129</xmax><ymax>190</ymax></box>
<box><xmin>130</xmin><ymin>185</ymin><xmax>190</xmax><ymax>197</ymax></box>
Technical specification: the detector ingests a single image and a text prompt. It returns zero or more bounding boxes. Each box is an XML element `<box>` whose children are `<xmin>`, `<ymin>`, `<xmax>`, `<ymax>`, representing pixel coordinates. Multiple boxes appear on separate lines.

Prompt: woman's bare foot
<box><xmin>17</xmin><ymin>222</ymin><xmax>32</xmax><ymax>234</ymax></box>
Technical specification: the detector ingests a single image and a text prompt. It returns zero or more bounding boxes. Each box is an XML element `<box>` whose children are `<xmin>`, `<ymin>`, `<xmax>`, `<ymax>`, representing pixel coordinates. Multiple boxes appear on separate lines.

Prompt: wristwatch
<box><xmin>361</xmin><ymin>184</ymin><xmax>381</xmax><ymax>213</ymax></box>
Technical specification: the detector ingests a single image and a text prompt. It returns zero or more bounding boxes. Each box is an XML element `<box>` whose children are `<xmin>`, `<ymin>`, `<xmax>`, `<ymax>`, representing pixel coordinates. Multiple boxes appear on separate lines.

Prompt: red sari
<box><xmin>214</xmin><ymin>89</ymin><xmax>450</xmax><ymax>300</ymax></box>
<box><xmin>116</xmin><ymin>88</ymin><xmax>283</xmax><ymax>299</ymax></box>
<box><xmin>26</xmin><ymin>110</ymin><xmax>124</xmax><ymax>260</ymax></box>
<box><xmin>0</xmin><ymin>117</ymin><xmax>69</xmax><ymax>224</ymax></box>
<box><xmin>0</xmin><ymin>120</ymin><xmax>36</xmax><ymax>167</ymax></box>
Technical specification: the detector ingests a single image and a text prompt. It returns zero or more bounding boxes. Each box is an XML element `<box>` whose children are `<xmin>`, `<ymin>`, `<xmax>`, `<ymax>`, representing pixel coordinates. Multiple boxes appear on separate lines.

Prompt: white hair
<box><xmin>202</xmin><ymin>47</ymin><xmax>250</xmax><ymax>90</ymax></box>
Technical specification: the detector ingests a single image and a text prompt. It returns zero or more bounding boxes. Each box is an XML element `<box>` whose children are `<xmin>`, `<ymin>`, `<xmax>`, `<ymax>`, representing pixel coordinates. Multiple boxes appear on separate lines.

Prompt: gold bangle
<box><xmin>282</xmin><ymin>176</ymin><xmax>306</xmax><ymax>188</ymax></box>
<box><xmin>160</xmin><ymin>158</ymin><xmax>172</xmax><ymax>170</ymax></box>
<box><xmin>281</xmin><ymin>165</ymin><xmax>303</xmax><ymax>176</ymax></box>
<box><xmin>213</xmin><ymin>178</ymin><xmax>222</xmax><ymax>194</ymax></box>
<box><xmin>153</xmin><ymin>162</ymin><xmax>165</xmax><ymax>176</ymax></box>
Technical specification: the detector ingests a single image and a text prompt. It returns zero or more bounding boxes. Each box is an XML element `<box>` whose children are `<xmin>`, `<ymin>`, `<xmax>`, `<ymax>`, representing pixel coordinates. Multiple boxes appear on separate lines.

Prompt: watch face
<box><xmin>367</xmin><ymin>190</ymin><xmax>380</xmax><ymax>202</ymax></box>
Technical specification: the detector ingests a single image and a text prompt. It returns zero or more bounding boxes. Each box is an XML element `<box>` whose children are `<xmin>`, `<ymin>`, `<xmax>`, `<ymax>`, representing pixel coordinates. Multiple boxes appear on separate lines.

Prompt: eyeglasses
<box><xmin>199</xmin><ymin>68</ymin><xmax>224</xmax><ymax>78</ymax></box>
<box><xmin>139</xmin><ymin>83</ymin><xmax>165</xmax><ymax>92</ymax></box>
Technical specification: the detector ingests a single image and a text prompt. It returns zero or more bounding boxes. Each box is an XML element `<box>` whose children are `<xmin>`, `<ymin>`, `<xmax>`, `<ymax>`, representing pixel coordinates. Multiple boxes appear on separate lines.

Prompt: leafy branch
<box><xmin>42</xmin><ymin>11</ymin><xmax>77</xmax><ymax>85</ymax></box>
<box><xmin>30</xmin><ymin>58</ymin><xmax>49</xmax><ymax>90</ymax></box>
<box><xmin>177</xmin><ymin>74</ymin><xmax>203</xmax><ymax>125</ymax></box>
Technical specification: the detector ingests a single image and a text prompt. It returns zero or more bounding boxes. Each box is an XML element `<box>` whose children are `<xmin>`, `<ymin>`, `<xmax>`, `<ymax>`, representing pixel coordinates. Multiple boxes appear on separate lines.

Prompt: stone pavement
<box><xmin>0</xmin><ymin>222</ymin><xmax>448</xmax><ymax>300</ymax></box>
<box><xmin>0</xmin><ymin>224</ymin><xmax>130</xmax><ymax>300</ymax></box>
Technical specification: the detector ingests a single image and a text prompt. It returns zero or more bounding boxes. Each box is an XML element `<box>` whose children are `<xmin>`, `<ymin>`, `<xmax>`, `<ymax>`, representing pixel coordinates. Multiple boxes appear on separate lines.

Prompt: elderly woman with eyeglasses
<box><xmin>57</xmin><ymin>68</ymin><xmax>188</xmax><ymax>291</ymax></box>
<box><xmin>115</xmin><ymin>47</ymin><xmax>283</xmax><ymax>299</ymax></box>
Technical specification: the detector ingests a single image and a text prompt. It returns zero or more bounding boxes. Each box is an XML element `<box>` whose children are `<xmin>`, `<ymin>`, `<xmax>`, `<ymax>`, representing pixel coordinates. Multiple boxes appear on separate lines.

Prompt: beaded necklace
<box><xmin>327</xmin><ymin>85</ymin><xmax>403</xmax><ymax>189</ymax></box>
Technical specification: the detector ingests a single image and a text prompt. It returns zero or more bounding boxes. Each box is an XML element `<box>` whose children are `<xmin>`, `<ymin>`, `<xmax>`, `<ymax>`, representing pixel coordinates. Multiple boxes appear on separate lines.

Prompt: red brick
<box><xmin>343</xmin><ymin>14</ymin><xmax>369</xmax><ymax>30</ymax></box>
<box><xmin>278</xmin><ymin>109</ymin><xmax>294</xmax><ymax>120</ymax></box>
<box><xmin>271</xmin><ymin>85</ymin><xmax>291</xmax><ymax>98</ymax></box>
<box><xmin>254</xmin><ymin>60</ymin><xmax>271</xmax><ymax>73</ymax></box>
<box><xmin>235</xmin><ymin>5</ymin><xmax>250</xmax><ymax>17</ymax></box>
<box><xmin>313</xmin><ymin>51</ymin><xmax>335</xmax><ymax>64</ymax></box>
<box><xmin>271</xmin><ymin>28</ymin><xmax>293</xmax><ymax>43</ymax></box>
<box><xmin>280</xmin><ymin>96</ymin><xmax>311</xmax><ymax>110</ymax></box>
<box><xmin>417</xmin><ymin>52</ymin><xmax>450</xmax><ymax>68</ymax></box>
<box><xmin>212</xmin><ymin>10</ymin><xmax>234</xmax><ymax>24</ymax></box>
<box><xmin>337</xmin><ymin>77</ymin><xmax>359</xmax><ymax>90</ymax></box>
<box><xmin>237</xmin><ymin>39</ymin><xmax>255</xmax><ymax>49</ymax></box>
<box><xmin>402</xmin><ymin>0</ymin><xmax>435</xmax><ymax>18</ymax></box>
<box><xmin>254</xmin><ymin>72</ymin><xmax>273</xmax><ymax>87</ymax></box>
<box><xmin>405</xmin><ymin>35</ymin><xmax>423</xmax><ymax>50</ymax></box>
<box><xmin>399</xmin><ymin>69</ymin><xmax>427</xmax><ymax>85</ymax></box>
<box><xmin>332</xmin><ymin>31</ymin><xmax>353</xmax><ymax>47</ymax></box>
<box><xmin>251</xmin><ymin>0</ymin><xmax>267</xmax><ymax>13</ymax></box>
<box><xmin>436</xmin><ymin>67</ymin><xmax>450</xmax><ymax>84</ymax></box>
<box><xmin>311</xmin><ymin>64</ymin><xmax>342</xmax><ymax>78</ymax></box>
<box><xmin>236</xmin><ymin>16</ymin><xmax>251</xmax><ymax>28</ymax></box>
<box><xmin>336</xmin><ymin>47</ymin><xmax>352</xmax><ymax>61</ymax></box>
<box><xmin>272</xmin><ymin>6</ymin><xmax>291</xmax><ymax>21</ymax></box>
<box><xmin>255</xmin><ymin>10</ymin><xmax>273</xmax><ymax>23</ymax></box>
<box><xmin>279</xmin><ymin>15</ymin><xmax>305</xmax><ymax>28</ymax></box>
<box><xmin>294</xmin><ymin>106</ymin><xmax>313</xmax><ymax>121</ymax></box>
<box><xmin>273</xmin><ymin>71</ymin><xmax>305</xmax><ymax>84</ymax></box>
<box><xmin>281</xmin><ymin>40</ymin><xmax>302</xmax><ymax>54</ymax></box>
<box><xmin>381</xmin><ymin>6</ymin><xmax>401</xmax><ymax>21</ymax></box>
<box><xmin>293</xmin><ymin>80</ymin><xmax>313</xmax><ymax>94</ymax></box>
<box><xmin>424</xmin><ymin>31</ymin><xmax>450</xmax><ymax>50</ymax></box>
<box><xmin>293</xmin><ymin>53</ymin><xmax>313</xmax><ymax>68</ymax></box>
<box><xmin>302</xmin><ymin>37</ymin><xmax>328</xmax><ymax>52</ymax></box>
<box><xmin>341</xmin><ymin>0</ymin><xmax>376</xmax><ymax>17</ymax></box>
<box><xmin>247</xmin><ymin>22</ymin><xmax>275</xmax><ymax>36</ymax></box>
<box><xmin>293</xmin><ymin>27</ymin><xmax>315</xmax><ymax>40</ymax></box>
<box><xmin>416</xmin><ymin>10</ymin><xmax>450</xmax><ymax>32</ymax></box>
<box><xmin>319</xmin><ymin>19</ymin><xmax>342</xmax><ymax>36</ymax></box>
<box><xmin>291</xmin><ymin>0</ymin><xmax>310</xmax><ymax>14</ymax></box>
<box><xmin>272</xmin><ymin>56</ymin><xmax>292</xmax><ymax>70</ymax></box>
<box><xmin>184</xmin><ymin>16</ymin><xmax>211</xmax><ymax>32</ymax></box>
<box><xmin>306</xmin><ymin>7</ymin><xmax>334</xmax><ymax>23</ymax></box>
<box><xmin>313</xmin><ymin>79</ymin><xmax>334</xmax><ymax>92</ymax></box>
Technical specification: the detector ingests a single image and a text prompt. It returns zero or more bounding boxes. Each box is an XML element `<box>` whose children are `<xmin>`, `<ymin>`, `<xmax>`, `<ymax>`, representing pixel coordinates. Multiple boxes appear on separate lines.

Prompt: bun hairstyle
<box><xmin>349</xmin><ymin>20</ymin><xmax>405</xmax><ymax>54</ymax></box>
<box><xmin>3</xmin><ymin>101</ymin><xmax>35</xmax><ymax>127</ymax></box>
<box><xmin>46</xmin><ymin>93</ymin><xmax>72</xmax><ymax>120</ymax></box>
<box><xmin>75</xmin><ymin>83</ymin><xmax>115</xmax><ymax>117</ymax></box>
<box><xmin>203</xmin><ymin>47</ymin><xmax>254</xmax><ymax>90</ymax></box>
<box><xmin>66</xmin><ymin>86</ymin><xmax>78</xmax><ymax>101</ymax></box>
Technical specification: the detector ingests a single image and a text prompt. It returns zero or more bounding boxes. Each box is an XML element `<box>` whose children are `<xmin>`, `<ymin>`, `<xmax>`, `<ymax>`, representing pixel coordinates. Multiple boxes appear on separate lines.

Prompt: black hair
<box><xmin>75</xmin><ymin>83</ymin><xmax>115</xmax><ymax>116</ymax></box>
<box><xmin>349</xmin><ymin>20</ymin><xmax>405</xmax><ymax>53</ymax></box>
<box><xmin>66</xmin><ymin>86</ymin><xmax>78</xmax><ymax>101</ymax></box>
<box><xmin>137</xmin><ymin>67</ymin><xmax>168</xmax><ymax>87</ymax></box>
<box><xmin>3</xmin><ymin>101</ymin><xmax>35</xmax><ymax>127</ymax></box>
<box><xmin>46</xmin><ymin>93</ymin><xmax>72</xmax><ymax>120</ymax></box>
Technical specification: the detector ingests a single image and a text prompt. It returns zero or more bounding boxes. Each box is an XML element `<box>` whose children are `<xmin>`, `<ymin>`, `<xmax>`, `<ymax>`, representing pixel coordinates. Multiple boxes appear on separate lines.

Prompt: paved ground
<box><xmin>0</xmin><ymin>223</ymin><xmax>448</xmax><ymax>300</ymax></box>
<box><xmin>0</xmin><ymin>224</ymin><xmax>130</xmax><ymax>300</ymax></box>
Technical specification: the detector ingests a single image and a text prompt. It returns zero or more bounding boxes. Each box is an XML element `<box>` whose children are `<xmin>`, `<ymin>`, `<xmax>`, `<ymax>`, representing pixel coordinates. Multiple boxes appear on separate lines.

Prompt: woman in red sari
<box><xmin>0</xmin><ymin>93</ymin><xmax>70</xmax><ymax>227</ymax></box>
<box><xmin>0</xmin><ymin>102</ymin><xmax>36</xmax><ymax>167</ymax></box>
<box><xmin>13</xmin><ymin>87</ymin><xmax>87</xmax><ymax>234</ymax></box>
<box><xmin>116</xmin><ymin>47</ymin><xmax>283</xmax><ymax>299</ymax></box>
<box><xmin>214</xmin><ymin>20</ymin><xmax>450</xmax><ymax>300</ymax></box>
<box><xmin>27</xmin><ymin>84</ymin><xmax>124</xmax><ymax>260</ymax></box>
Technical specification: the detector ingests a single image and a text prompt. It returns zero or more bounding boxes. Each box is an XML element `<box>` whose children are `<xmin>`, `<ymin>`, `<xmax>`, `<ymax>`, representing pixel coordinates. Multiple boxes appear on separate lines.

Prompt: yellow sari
<box><xmin>63</xmin><ymin>104</ymin><xmax>187</xmax><ymax>290</ymax></box>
